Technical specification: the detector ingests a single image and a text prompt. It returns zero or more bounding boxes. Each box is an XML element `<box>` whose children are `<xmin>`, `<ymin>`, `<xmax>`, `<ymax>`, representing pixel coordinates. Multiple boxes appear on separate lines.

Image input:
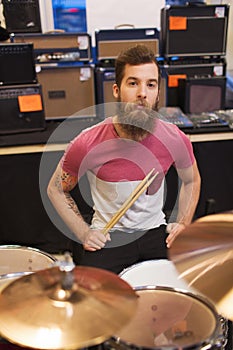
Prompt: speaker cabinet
<box><xmin>0</xmin><ymin>84</ymin><xmax>45</xmax><ymax>135</ymax></box>
<box><xmin>163</xmin><ymin>59</ymin><xmax>226</xmax><ymax>107</ymax></box>
<box><xmin>178</xmin><ymin>77</ymin><xmax>226</xmax><ymax>114</ymax></box>
<box><xmin>160</xmin><ymin>4</ymin><xmax>229</xmax><ymax>58</ymax></box>
<box><xmin>95</xmin><ymin>28</ymin><xmax>160</xmax><ymax>61</ymax></box>
<box><xmin>36</xmin><ymin>64</ymin><xmax>95</xmax><ymax>120</ymax></box>
<box><xmin>0</xmin><ymin>43</ymin><xmax>37</xmax><ymax>85</ymax></box>
<box><xmin>2</xmin><ymin>0</ymin><xmax>41</xmax><ymax>33</ymax></box>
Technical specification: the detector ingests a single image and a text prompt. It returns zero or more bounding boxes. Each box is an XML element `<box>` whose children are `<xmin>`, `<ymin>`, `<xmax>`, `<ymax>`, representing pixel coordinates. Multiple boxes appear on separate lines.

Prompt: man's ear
<box><xmin>112</xmin><ymin>83</ymin><xmax>119</xmax><ymax>99</ymax></box>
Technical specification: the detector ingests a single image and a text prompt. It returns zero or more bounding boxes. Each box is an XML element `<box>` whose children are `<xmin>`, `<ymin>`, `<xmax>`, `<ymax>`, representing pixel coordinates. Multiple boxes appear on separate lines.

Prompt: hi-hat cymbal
<box><xmin>0</xmin><ymin>266</ymin><xmax>138</xmax><ymax>349</ymax></box>
<box><xmin>169</xmin><ymin>212</ymin><xmax>233</xmax><ymax>320</ymax></box>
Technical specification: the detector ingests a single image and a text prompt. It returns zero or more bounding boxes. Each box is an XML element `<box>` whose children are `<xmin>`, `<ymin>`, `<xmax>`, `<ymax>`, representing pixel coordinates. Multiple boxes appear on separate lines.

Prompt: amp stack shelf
<box><xmin>159</xmin><ymin>3</ymin><xmax>229</xmax><ymax>115</ymax></box>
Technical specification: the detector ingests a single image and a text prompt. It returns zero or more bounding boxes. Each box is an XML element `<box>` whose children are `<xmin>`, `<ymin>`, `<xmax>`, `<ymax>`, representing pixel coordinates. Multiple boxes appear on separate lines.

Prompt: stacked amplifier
<box><xmin>160</xmin><ymin>3</ymin><xmax>230</xmax><ymax>114</ymax></box>
<box><xmin>0</xmin><ymin>42</ymin><xmax>45</xmax><ymax>134</ymax></box>
<box><xmin>2</xmin><ymin>0</ymin><xmax>42</xmax><ymax>33</ymax></box>
<box><xmin>94</xmin><ymin>27</ymin><xmax>167</xmax><ymax>116</ymax></box>
<box><xmin>13</xmin><ymin>32</ymin><xmax>96</xmax><ymax>120</ymax></box>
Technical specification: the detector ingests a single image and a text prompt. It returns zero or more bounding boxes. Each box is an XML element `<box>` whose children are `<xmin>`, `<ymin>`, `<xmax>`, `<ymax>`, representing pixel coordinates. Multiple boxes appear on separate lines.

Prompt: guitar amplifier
<box><xmin>2</xmin><ymin>0</ymin><xmax>41</xmax><ymax>33</ymax></box>
<box><xmin>162</xmin><ymin>58</ymin><xmax>226</xmax><ymax>107</ymax></box>
<box><xmin>12</xmin><ymin>32</ymin><xmax>92</xmax><ymax>64</ymax></box>
<box><xmin>36</xmin><ymin>64</ymin><xmax>96</xmax><ymax>120</ymax></box>
<box><xmin>95</xmin><ymin>65</ymin><xmax>166</xmax><ymax>117</ymax></box>
<box><xmin>0</xmin><ymin>43</ymin><xmax>37</xmax><ymax>85</ymax></box>
<box><xmin>0</xmin><ymin>84</ymin><xmax>45</xmax><ymax>135</ymax></box>
<box><xmin>95</xmin><ymin>27</ymin><xmax>160</xmax><ymax>62</ymax></box>
<box><xmin>160</xmin><ymin>4</ymin><xmax>229</xmax><ymax>58</ymax></box>
<box><xmin>178</xmin><ymin>77</ymin><xmax>226</xmax><ymax>114</ymax></box>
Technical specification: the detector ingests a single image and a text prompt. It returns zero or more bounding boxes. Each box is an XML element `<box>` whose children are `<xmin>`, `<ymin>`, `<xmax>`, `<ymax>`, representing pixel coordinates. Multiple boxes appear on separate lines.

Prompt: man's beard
<box><xmin>116</xmin><ymin>98</ymin><xmax>158</xmax><ymax>141</ymax></box>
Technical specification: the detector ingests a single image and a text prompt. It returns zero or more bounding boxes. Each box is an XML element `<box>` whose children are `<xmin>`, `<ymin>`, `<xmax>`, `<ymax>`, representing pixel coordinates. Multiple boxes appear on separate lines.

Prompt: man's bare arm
<box><xmin>166</xmin><ymin>160</ymin><xmax>201</xmax><ymax>248</ymax></box>
<box><xmin>47</xmin><ymin>163</ymin><xmax>109</xmax><ymax>249</ymax></box>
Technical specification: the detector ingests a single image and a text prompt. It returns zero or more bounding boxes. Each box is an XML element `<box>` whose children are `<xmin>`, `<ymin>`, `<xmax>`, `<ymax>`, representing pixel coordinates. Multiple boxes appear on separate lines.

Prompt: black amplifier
<box><xmin>12</xmin><ymin>32</ymin><xmax>92</xmax><ymax>64</ymax></box>
<box><xmin>162</xmin><ymin>57</ymin><xmax>227</xmax><ymax>107</ymax></box>
<box><xmin>0</xmin><ymin>84</ymin><xmax>45</xmax><ymax>135</ymax></box>
<box><xmin>178</xmin><ymin>76</ymin><xmax>226</xmax><ymax>114</ymax></box>
<box><xmin>160</xmin><ymin>4</ymin><xmax>229</xmax><ymax>58</ymax></box>
<box><xmin>36</xmin><ymin>64</ymin><xmax>96</xmax><ymax>120</ymax></box>
<box><xmin>95</xmin><ymin>27</ymin><xmax>160</xmax><ymax>62</ymax></box>
<box><xmin>0</xmin><ymin>43</ymin><xmax>37</xmax><ymax>85</ymax></box>
<box><xmin>2</xmin><ymin>0</ymin><xmax>41</xmax><ymax>33</ymax></box>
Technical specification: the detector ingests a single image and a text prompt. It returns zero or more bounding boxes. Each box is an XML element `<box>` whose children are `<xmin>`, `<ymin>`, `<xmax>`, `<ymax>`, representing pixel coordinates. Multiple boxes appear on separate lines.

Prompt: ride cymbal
<box><xmin>169</xmin><ymin>212</ymin><xmax>233</xmax><ymax>320</ymax></box>
<box><xmin>0</xmin><ymin>266</ymin><xmax>138</xmax><ymax>349</ymax></box>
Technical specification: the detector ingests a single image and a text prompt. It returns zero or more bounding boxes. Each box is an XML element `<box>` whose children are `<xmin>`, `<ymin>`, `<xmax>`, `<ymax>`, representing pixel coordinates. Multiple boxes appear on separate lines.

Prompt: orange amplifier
<box><xmin>0</xmin><ymin>84</ymin><xmax>45</xmax><ymax>134</ymax></box>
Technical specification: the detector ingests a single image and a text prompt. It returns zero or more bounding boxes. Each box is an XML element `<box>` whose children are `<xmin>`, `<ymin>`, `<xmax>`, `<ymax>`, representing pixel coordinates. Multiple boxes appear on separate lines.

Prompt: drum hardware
<box><xmin>0</xmin><ymin>264</ymin><xmax>138</xmax><ymax>349</ymax></box>
<box><xmin>169</xmin><ymin>212</ymin><xmax>233</xmax><ymax>321</ymax></box>
<box><xmin>217</xmin><ymin>315</ymin><xmax>229</xmax><ymax>350</ymax></box>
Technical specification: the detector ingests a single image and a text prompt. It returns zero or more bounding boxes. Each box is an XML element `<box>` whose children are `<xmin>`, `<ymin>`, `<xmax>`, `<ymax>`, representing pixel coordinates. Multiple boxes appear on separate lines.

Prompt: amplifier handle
<box><xmin>44</xmin><ymin>29</ymin><xmax>65</xmax><ymax>34</ymax></box>
<box><xmin>186</xmin><ymin>1</ymin><xmax>208</xmax><ymax>6</ymax></box>
<box><xmin>114</xmin><ymin>24</ymin><xmax>135</xmax><ymax>29</ymax></box>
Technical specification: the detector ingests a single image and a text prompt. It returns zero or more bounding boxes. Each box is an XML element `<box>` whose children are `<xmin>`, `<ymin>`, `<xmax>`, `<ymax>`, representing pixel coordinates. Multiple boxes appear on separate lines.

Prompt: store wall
<box><xmin>86</xmin><ymin>0</ymin><xmax>165</xmax><ymax>45</ymax></box>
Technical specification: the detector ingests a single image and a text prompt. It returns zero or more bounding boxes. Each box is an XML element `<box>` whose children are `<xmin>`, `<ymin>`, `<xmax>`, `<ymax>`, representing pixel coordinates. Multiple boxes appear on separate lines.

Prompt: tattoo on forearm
<box><xmin>53</xmin><ymin>170</ymin><xmax>80</xmax><ymax>215</ymax></box>
<box><xmin>64</xmin><ymin>192</ymin><xmax>81</xmax><ymax>216</ymax></box>
<box><xmin>54</xmin><ymin>174</ymin><xmax>63</xmax><ymax>191</ymax></box>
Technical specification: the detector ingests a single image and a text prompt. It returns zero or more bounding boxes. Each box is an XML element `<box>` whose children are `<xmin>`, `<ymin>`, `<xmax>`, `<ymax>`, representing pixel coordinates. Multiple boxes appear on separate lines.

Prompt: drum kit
<box><xmin>0</xmin><ymin>211</ymin><xmax>232</xmax><ymax>350</ymax></box>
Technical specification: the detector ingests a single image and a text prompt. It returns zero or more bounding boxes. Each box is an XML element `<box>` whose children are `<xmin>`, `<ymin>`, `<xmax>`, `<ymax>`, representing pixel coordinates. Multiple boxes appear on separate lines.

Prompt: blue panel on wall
<box><xmin>52</xmin><ymin>0</ymin><xmax>87</xmax><ymax>32</ymax></box>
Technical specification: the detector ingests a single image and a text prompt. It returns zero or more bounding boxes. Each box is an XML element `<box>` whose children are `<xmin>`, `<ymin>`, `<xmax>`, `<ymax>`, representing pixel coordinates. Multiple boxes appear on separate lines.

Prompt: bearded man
<box><xmin>47</xmin><ymin>45</ymin><xmax>200</xmax><ymax>273</ymax></box>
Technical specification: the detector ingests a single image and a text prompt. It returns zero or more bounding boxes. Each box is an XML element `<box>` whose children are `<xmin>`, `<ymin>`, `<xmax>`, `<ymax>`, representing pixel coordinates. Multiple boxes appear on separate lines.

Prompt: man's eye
<box><xmin>128</xmin><ymin>81</ymin><xmax>137</xmax><ymax>86</ymax></box>
<box><xmin>148</xmin><ymin>83</ymin><xmax>157</xmax><ymax>88</ymax></box>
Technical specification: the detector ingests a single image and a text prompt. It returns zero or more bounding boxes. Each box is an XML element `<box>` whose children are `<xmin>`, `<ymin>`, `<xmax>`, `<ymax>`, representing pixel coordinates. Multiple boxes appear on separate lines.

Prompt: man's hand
<box><xmin>166</xmin><ymin>222</ymin><xmax>186</xmax><ymax>248</ymax></box>
<box><xmin>83</xmin><ymin>228</ymin><xmax>111</xmax><ymax>251</ymax></box>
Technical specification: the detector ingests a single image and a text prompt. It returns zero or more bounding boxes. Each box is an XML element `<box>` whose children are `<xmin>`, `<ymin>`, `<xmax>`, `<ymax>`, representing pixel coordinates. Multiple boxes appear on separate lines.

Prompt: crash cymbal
<box><xmin>169</xmin><ymin>212</ymin><xmax>233</xmax><ymax>259</ymax></box>
<box><xmin>169</xmin><ymin>212</ymin><xmax>233</xmax><ymax>320</ymax></box>
<box><xmin>197</xmin><ymin>211</ymin><xmax>233</xmax><ymax>223</ymax></box>
<box><xmin>0</xmin><ymin>266</ymin><xmax>138</xmax><ymax>349</ymax></box>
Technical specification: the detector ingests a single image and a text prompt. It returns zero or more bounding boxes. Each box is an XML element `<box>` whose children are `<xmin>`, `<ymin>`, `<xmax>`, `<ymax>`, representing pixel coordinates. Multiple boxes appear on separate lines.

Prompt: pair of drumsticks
<box><xmin>102</xmin><ymin>168</ymin><xmax>158</xmax><ymax>235</ymax></box>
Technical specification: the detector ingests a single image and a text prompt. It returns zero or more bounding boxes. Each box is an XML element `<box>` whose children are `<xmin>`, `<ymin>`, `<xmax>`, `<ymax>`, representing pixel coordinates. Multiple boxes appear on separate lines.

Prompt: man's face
<box><xmin>113</xmin><ymin>63</ymin><xmax>160</xmax><ymax>140</ymax></box>
<box><xmin>113</xmin><ymin>62</ymin><xmax>159</xmax><ymax>109</ymax></box>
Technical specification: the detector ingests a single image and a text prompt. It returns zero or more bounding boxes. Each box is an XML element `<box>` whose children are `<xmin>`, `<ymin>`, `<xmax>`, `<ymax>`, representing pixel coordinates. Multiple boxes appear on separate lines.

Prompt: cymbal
<box><xmin>169</xmin><ymin>212</ymin><xmax>233</xmax><ymax>320</ymax></box>
<box><xmin>172</xmin><ymin>247</ymin><xmax>233</xmax><ymax>320</ymax></box>
<box><xmin>0</xmin><ymin>266</ymin><xmax>138</xmax><ymax>349</ymax></box>
<box><xmin>169</xmin><ymin>212</ymin><xmax>233</xmax><ymax>259</ymax></box>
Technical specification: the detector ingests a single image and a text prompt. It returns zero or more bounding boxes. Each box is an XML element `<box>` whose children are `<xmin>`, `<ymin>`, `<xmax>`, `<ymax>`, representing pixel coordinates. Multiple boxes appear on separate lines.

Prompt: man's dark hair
<box><xmin>115</xmin><ymin>44</ymin><xmax>161</xmax><ymax>90</ymax></box>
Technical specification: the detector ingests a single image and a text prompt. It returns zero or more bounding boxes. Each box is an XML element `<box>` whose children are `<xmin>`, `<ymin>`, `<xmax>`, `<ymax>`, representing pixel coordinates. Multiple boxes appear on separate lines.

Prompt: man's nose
<box><xmin>137</xmin><ymin>84</ymin><xmax>147</xmax><ymax>99</ymax></box>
